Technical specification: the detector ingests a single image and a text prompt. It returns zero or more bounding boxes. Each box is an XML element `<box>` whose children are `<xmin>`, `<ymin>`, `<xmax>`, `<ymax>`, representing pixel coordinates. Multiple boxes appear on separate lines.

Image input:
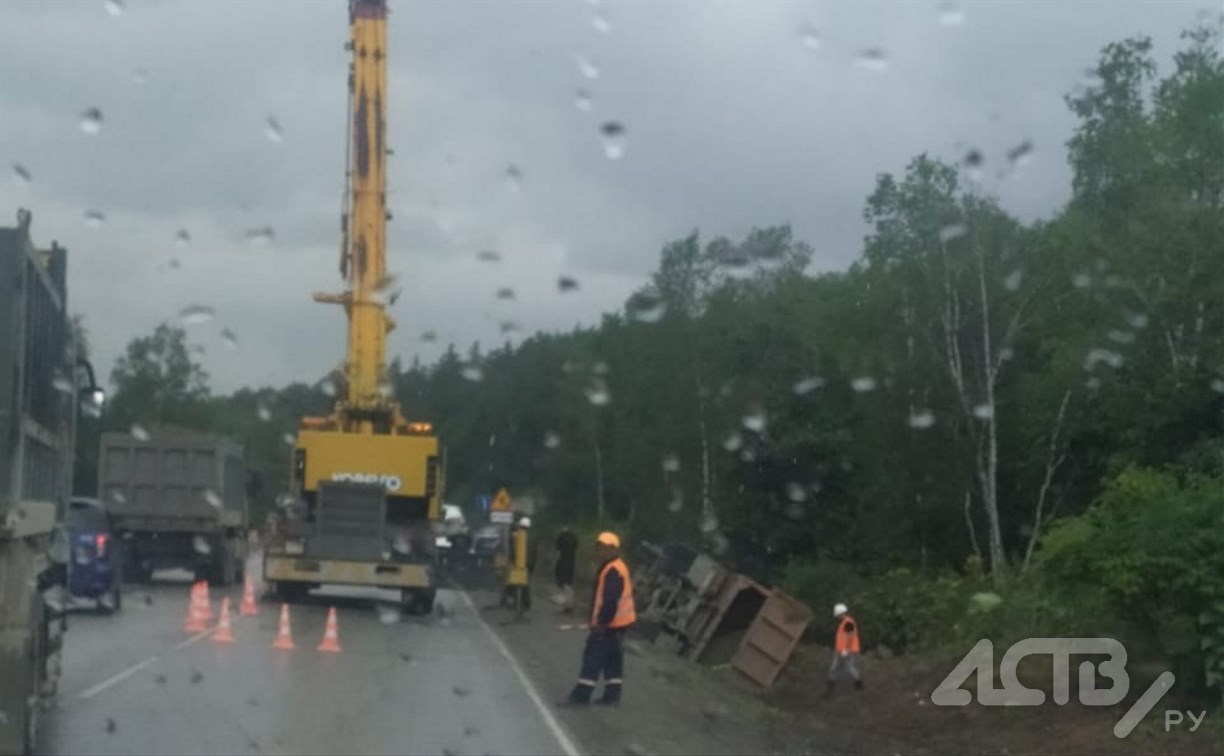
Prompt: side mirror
<box><xmin>75</xmin><ymin>358</ymin><xmax>104</xmax><ymax>407</ymax></box>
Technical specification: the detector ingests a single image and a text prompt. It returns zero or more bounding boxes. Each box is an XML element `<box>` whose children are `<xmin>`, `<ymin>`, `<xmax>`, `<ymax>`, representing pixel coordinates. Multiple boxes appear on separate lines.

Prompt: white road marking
<box><xmin>460</xmin><ymin>591</ymin><xmax>582</xmax><ymax>756</ymax></box>
<box><xmin>77</xmin><ymin>655</ymin><xmax>160</xmax><ymax>700</ymax></box>
<box><xmin>173</xmin><ymin>628</ymin><xmax>212</xmax><ymax>650</ymax></box>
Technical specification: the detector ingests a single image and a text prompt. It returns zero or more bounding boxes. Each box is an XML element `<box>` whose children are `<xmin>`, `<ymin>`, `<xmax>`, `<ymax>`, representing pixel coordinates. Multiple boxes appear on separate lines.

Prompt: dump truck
<box><xmin>99</xmin><ymin>427</ymin><xmax>249</xmax><ymax>586</ymax></box>
<box><xmin>1</xmin><ymin>209</ymin><xmax>103</xmax><ymax>756</ymax></box>
<box><xmin>262</xmin><ymin>0</ymin><xmax>444</xmax><ymax>614</ymax></box>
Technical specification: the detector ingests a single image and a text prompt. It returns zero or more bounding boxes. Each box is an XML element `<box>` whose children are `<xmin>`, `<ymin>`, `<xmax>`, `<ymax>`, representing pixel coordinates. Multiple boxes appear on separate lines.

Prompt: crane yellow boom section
<box><xmin>312</xmin><ymin>0</ymin><xmax>404</xmax><ymax>433</ymax></box>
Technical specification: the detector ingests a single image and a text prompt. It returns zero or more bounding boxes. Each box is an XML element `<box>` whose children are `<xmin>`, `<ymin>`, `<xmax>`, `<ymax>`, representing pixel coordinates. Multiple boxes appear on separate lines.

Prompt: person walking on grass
<box><xmin>563</xmin><ymin>531</ymin><xmax>636</xmax><ymax>706</ymax></box>
<box><xmin>826</xmin><ymin>602</ymin><xmax>863</xmax><ymax>697</ymax></box>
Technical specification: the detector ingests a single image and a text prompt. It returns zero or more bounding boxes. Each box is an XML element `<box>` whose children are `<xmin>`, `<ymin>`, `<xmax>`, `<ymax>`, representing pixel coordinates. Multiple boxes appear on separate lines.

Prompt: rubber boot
<box><xmin>561</xmin><ymin>684</ymin><xmax>593</xmax><ymax>707</ymax></box>
<box><xmin>595</xmin><ymin>683</ymin><xmax>622</xmax><ymax>706</ymax></box>
<box><xmin>824</xmin><ymin>680</ymin><xmax>836</xmax><ymax>699</ymax></box>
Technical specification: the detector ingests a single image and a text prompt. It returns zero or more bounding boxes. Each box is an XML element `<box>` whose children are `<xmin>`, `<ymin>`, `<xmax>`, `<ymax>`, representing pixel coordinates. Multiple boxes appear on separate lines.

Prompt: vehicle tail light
<box><xmin>95</xmin><ymin>533</ymin><xmax>108</xmax><ymax>558</ymax></box>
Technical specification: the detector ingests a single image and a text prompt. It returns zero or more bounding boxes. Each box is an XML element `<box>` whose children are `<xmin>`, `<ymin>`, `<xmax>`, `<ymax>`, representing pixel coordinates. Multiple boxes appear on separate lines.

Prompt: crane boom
<box><xmin>314</xmin><ymin>0</ymin><xmax>399</xmax><ymax>433</ymax></box>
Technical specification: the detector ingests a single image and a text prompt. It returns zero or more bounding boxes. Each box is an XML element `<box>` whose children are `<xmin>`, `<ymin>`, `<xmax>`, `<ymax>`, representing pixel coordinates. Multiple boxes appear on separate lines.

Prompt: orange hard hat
<box><xmin>596</xmin><ymin>531</ymin><xmax>620</xmax><ymax>548</ymax></box>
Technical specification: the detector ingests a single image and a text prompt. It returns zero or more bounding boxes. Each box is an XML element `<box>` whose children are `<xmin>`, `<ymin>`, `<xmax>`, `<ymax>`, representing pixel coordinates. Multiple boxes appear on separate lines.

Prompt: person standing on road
<box><xmin>553</xmin><ymin>523</ymin><xmax>578</xmax><ymax>614</ymax></box>
<box><xmin>826</xmin><ymin>602</ymin><xmax>863</xmax><ymax>697</ymax></box>
<box><xmin>564</xmin><ymin>531</ymin><xmax>636</xmax><ymax>706</ymax></box>
<box><xmin>504</xmin><ymin>516</ymin><xmax>538</xmax><ymax>611</ymax></box>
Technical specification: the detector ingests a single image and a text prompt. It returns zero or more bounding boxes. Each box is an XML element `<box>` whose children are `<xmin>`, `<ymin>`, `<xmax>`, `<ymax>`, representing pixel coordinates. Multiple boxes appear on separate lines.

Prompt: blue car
<box><xmin>66</xmin><ymin>497</ymin><xmax>122</xmax><ymax>613</ymax></box>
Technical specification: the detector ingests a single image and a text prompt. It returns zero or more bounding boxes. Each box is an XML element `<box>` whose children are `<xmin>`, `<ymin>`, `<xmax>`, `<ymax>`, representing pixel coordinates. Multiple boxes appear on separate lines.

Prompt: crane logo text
<box><xmin>331</xmin><ymin>472</ymin><xmax>402</xmax><ymax>491</ymax></box>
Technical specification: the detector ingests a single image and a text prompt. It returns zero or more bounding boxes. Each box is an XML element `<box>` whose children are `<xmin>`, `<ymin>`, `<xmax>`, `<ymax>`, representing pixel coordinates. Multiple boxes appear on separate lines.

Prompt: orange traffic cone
<box><xmin>184</xmin><ymin>582</ymin><xmax>206</xmax><ymax>633</ymax></box>
<box><xmin>317</xmin><ymin>607</ymin><xmax>342</xmax><ymax>653</ymax></box>
<box><xmin>240</xmin><ymin>577</ymin><xmax>259</xmax><ymax>616</ymax></box>
<box><xmin>214</xmin><ymin>598</ymin><xmax>235</xmax><ymax>644</ymax></box>
<box><xmin>272</xmin><ymin>604</ymin><xmax>295</xmax><ymax>650</ymax></box>
<box><xmin>199</xmin><ymin>581</ymin><xmax>214</xmax><ymax>622</ymax></box>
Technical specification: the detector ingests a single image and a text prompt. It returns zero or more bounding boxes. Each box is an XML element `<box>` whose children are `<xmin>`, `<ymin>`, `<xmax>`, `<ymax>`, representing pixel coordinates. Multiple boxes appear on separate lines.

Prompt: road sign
<box><xmin>477</xmin><ymin>494</ymin><xmax>492</xmax><ymax>513</ymax></box>
<box><xmin>490</xmin><ymin>511</ymin><xmax>514</xmax><ymax>524</ymax></box>
<box><xmin>491</xmin><ymin>488</ymin><xmax>512</xmax><ymax>513</ymax></box>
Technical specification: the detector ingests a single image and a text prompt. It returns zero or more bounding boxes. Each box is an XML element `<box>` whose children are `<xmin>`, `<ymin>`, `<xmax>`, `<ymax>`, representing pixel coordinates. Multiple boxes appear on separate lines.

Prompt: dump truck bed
<box><xmin>98</xmin><ymin>428</ymin><xmax>247</xmax><ymax>531</ymax></box>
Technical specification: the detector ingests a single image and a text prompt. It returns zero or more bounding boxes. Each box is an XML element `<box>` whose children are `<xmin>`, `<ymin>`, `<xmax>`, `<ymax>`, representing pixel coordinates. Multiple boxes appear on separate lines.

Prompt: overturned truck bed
<box><xmin>633</xmin><ymin>542</ymin><xmax>813</xmax><ymax>688</ymax></box>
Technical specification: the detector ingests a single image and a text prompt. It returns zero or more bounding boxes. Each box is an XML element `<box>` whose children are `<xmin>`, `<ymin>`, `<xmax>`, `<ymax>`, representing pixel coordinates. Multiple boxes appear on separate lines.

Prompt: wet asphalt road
<box><xmin>38</xmin><ymin>564</ymin><xmax>577</xmax><ymax>756</ymax></box>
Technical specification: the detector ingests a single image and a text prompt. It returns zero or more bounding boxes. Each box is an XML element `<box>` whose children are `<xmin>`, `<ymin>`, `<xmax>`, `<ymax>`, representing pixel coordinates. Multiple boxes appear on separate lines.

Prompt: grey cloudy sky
<box><xmin>0</xmin><ymin>0</ymin><xmax>1210</xmax><ymax>393</ymax></box>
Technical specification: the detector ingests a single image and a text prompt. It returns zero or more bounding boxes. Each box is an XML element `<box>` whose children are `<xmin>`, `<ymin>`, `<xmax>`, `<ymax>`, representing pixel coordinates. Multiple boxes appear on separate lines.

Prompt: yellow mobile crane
<box><xmin>263</xmin><ymin>0</ymin><xmax>442</xmax><ymax>613</ymax></box>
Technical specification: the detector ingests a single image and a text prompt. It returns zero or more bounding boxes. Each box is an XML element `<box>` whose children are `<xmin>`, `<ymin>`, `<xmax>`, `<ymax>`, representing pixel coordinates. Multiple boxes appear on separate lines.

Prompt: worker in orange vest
<box><xmin>826</xmin><ymin>602</ymin><xmax>863</xmax><ymax>697</ymax></box>
<box><xmin>563</xmin><ymin>531</ymin><xmax>636</xmax><ymax>706</ymax></box>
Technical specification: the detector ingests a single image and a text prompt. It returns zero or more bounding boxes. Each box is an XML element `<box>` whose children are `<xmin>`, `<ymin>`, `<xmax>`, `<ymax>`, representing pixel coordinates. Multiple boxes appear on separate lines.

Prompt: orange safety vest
<box><xmin>591</xmin><ymin>558</ymin><xmax>636</xmax><ymax>629</ymax></box>
<box><xmin>835</xmin><ymin>614</ymin><xmax>861</xmax><ymax>654</ymax></box>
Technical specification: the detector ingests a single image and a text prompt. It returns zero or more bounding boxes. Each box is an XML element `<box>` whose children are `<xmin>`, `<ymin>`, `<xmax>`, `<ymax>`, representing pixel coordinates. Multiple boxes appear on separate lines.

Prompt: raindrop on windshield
<box><xmin>575</xmin><ymin>89</ymin><xmax>593</xmax><ymax>112</ymax></box>
<box><xmin>1107</xmin><ymin>329</ymin><xmax>1135</xmax><ymax>345</ymax></box>
<box><xmin>83</xmin><ymin>210</ymin><xmax>106</xmax><ymax>228</ymax></box>
<box><xmin>421</xmin><ymin>330</ymin><xmax>438</xmax><ymax>343</ymax></box>
<box><xmin>600</xmin><ymin>121</ymin><xmax>626</xmax><ymax>160</ymax></box>
<box><xmin>256</xmin><ymin>404</ymin><xmax>272</xmax><ymax>421</ymax></box>
<box><xmin>800</xmin><ymin>26</ymin><xmax>821</xmax><ymax>50</ymax></box>
<box><xmin>999</xmin><ymin>346</ymin><xmax>1015</xmax><ymax>361</ymax></box>
<box><xmin>109</xmin><ymin>490</ymin><xmax>127</xmax><ymax>505</ymax></box>
<box><xmin>576</xmin><ymin>54</ymin><xmax>600</xmax><ymax>80</ymax></box>
<box><xmin>742</xmin><ymin>405</ymin><xmax>767</xmax><ymax>433</ymax></box>
<box><xmin>585</xmin><ymin>378</ymin><xmax>611</xmax><ymax>406</ymax></box>
<box><xmin>1006</xmin><ymin>140</ymin><xmax>1034</xmax><ymax>168</ymax></box>
<box><xmin>264</xmin><ymin>116</ymin><xmax>284</xmax><ymax>143</ymax></box>
<box><xmin>499</xmin><ymin>321</ymin><xmax>519</xmax><ymax>335</ymax></box>
<box><xmin>282</xmin><ymin>432</ymin><xmax>296</xmax><ymax>446</ymax></box>
<box><xmin>1004</xmin><ymin>269</ymin><xmax>1023</xmax><ymax>291</ymax></box>
<box><xmin>130</xmin><ymin>424</ymin><xmax>151</xmax><ymax>442</ymax></box>
<box><xmin>104</xmin><ymin>0</ymin><xmax>125</xmax><ymax>16</ymax></box>
<box><xmin>853</xmin><ymin>49</ymin><xmax>889</xmax><ymax>72</ymax></box>
<box><xmin>667</xmin><ymin>487</ymin><xmax>684</xmax><ymax>513</ymax></box>
<box><xmin>1210</xmin><ymin>378</ymin><xmax>1224</xmax><ymax>394</ymax></box>
<box><xmin>557</xmin><ymin>275</ymin><xmax>579</xmax><ymax>293</ymax></box>
<box><xmin>700</xmin><ymin>512</ymin><xmax>720</xmax><ymax>534</ymax></box>
<box><xmin>168</xmin><ymin>258</ymin><xmax>182</xmax><ymax>270</ymax></box>
<box><xmin>203</xmin><ymin>489</ymin><xmax>223</xmax><ymax>508</ymax></box>
<box><xmin>938</xmin><ymin>1</ymin><xmax>965</xmax><ymax>26</ymax></box>
<box><xmin>851</xmin><ymin>376</ymin><xmax>877</xmax><ymax>393</ymax></box>
<box><xmin>661</xmin><ymin>454</ymin><xmax>681</xmax><ymax>473</ymax></box>
<box><xmin>175</xmin><ymin>229</ymin><xmax>191</xmax><ymax>246</ymax></box>
<box><xmin>496</xmin><ymin>287</ymin><xmax>516</xmax><ymax>301</ymax></box>
<box><xmin>505</xmin><ymin>164</ymin><xmax>523</xmax><ymax>191</ymax></box>
<box><xmin>591</xmin><ymin>10</ymin><xmax>611</xmax><ymax>33</ymax></box>
<box><xmin>793</xmin><ymin>376</ymin><xmax>824</xmax><ymax>395</ymax></box>
<box><xmin>740</xmin><ymin>447</ymin><xmax>757</xmax><ymax>463</ymax></box>
<box><xmin>320</xmin><ymin>379</ymin><xmax>338</xmax><ymax>397</ymax></box>
<box><xmin>786</xmin><ymin>482</ymin><xmax>807</xmax><ymax>503</ymax></box>
<box><xmin>461</xmin><ymin>365</ymin><xmax>484</xmax><ymax>382</ymax></box>
<box><xmin>1072</xmin><ymin>273</ymin><xmax>1092</xmax><ymax>289</ymax></box>
<box><xmin>1127</xmin><ymin>313</ymin><xmax>1149</xmax><ymax>329</ymax></box>
<box><xmin>626</xmin><ymin>293</ymin><xmax>665</xmax><ymax>323</ymax></box>
<box><xmin>179</xmin><ymin>304</ymin><xmax>215</xmax><ymax>326</ymax></box>
<box><xmin>377</xmin><ymin>604</ymin><xmax>402</xmax><ymax>624</ymax></box>
<box><xmin>722</xmin><ymin>432</ymin><xmax>743</xmax><ymax>452</ymax></box>
<box><xmin>245</xmin><ymin>226</ymin><xmax>275</xmax><ymax>246</ymax></box>
<box><xmin>12</xmin><ymin>164</ymin><xmax>31</xmax><ymax>185</ymax></box>
<box><xmin>908</xmin><ymin>409</ymin><xmax>936</xmax><ymax>429</ymax></box>
<box><xmin>1084</xmin><ymin>348</ymin><xmax>1124</xmax><ymax>370</ymax></box>
<box><xmin>543</xmin><ymin>432</ymin><xmax>561</xmax><ymax>449</ymax></box>
<box><xmin>79</xmin><ymin>107</ymin><xmax>104</xmax><ymax>135</ymax></box>
<box><xmin>938</xmin><ymin>224</ymin><xmax>967</xmax><ymax>243</ymax></box>
<box><xmin>52</xmin><ymin>371</ymin><xmax>73</xmax><ymax>394</ymax></box>
<box><xmin>477</xmin><ymin>250</ymin><xmax>501</xmax><ymax>263</ymax></box>
<box><xmin>972</xmin><ymin>403</ymin><xmax>994</xmax><ymax>420</ymax></box>
<box><xmin>221</xmin><ymin>328</ymin><xmax>239</xmax><ymax>350</ymax></box>
<box><xmin>192</xmin><ymin>535</ymin><xmax>211</xmax><ymax>555</ymax></box>
<box><xmin>963</xmin><ymin>149</ymin><xmax>985</xmax><ymax>182</ymax></box>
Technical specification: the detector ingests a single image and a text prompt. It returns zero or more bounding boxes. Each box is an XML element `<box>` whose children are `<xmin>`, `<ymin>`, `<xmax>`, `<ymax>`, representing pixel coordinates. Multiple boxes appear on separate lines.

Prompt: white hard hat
<box><xmin>518</xmin><ymin>516</ymin><xmax>532</xmax><ymax>528</ymax></box>
<box><xmin>833</xmin><ymin>603</ymin><xmax>848</xmax><ymax>618</ymax></box>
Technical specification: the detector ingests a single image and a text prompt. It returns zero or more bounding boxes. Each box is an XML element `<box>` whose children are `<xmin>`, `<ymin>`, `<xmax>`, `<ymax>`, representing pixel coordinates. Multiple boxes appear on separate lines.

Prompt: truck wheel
<box><xmin>404</xmin><ymin>588</ymin><xmax>436</xmax><ymax>616</ymax></box>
